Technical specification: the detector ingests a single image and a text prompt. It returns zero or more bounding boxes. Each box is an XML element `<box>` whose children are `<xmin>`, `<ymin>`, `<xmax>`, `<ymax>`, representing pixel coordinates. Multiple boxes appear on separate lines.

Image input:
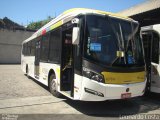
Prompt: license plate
<box><xmin>121</xmin><ymin>93</ymin><xmax>131</xmax><ymax>99</ymax></box>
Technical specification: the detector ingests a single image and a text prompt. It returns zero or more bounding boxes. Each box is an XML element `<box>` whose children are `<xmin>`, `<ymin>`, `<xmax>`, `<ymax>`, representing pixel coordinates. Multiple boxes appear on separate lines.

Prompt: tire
<box><xmin>49</xmin><ymin>74</ymin><xmax>61</xmax><ymax>97</ymax></box>
<box><xmin>143</xmin><ymin>74</ymin><xmax>151</xmax><ymax>96</ymax></box>
<box><xmin>143</xmin><ymin>86</ymin><xmax>151</xmax><ymax>96</ymax></box>
<box><xmin>26</xmin><ymin>65</ymin><xmax>31</xmax><ymax>79</ymax></box>
<box><xmin>26</xmin><ymin>65</ymin><xmax>28</xmax><ymax>75</ymax></box>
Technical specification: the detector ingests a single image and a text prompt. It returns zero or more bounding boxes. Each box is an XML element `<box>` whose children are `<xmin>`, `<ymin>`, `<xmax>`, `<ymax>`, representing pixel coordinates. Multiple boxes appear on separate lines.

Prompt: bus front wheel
<box><xmin>49</xmin><ymin>74</ymin><xmax>61</xmax><ymax>97</ymax></box>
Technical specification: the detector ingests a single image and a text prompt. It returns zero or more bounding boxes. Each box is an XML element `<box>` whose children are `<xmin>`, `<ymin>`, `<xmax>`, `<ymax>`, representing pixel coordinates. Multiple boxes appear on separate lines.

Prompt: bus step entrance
<box><xmin>61</xmin><ymin>68</ymin><xmax>72</xmax><ymax>92</ymax></box>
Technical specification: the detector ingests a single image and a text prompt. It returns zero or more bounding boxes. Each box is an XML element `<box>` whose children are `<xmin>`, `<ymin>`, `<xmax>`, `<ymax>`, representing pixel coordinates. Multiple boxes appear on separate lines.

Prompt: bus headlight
<box><xmin>83</xmin><ymin>68</ymin><xmax>105</xmax><ymax>83</ymax></box>
<box><xmin>91</xmin><ymin>74</ymin><xmax>104</xmax><ymax>83</ymax></box>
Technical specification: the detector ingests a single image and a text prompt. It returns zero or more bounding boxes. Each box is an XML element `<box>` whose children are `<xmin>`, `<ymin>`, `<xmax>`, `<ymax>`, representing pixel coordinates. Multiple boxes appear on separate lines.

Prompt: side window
<box><xmin>28</xmin><ymin>41</ymin><xmax>32</xmax><ymax>56</ymax></box>
<box><xmin>40</xmin><ymin>34</ymin><xmax>50</xmax><ymax>61</ymax></box>
<box><xmin>23</xmin><ymin>41</ymin><xmax>35</xmax><ymax>56</ymax></box>
<box><xmin>49</xmin><ymin>28</ymin><xmax>61</xmax><ymax>63</ymax></box>
<box><xmin>31</xmin><ymin>40</ymin><xmax>35</xmax><ymax>56</ymax></box>
<box><xmin>26</xmin><ymin>42</ymin><xmax>29</xmax><ymax>56</ymax></box>
<box><xmin>152</xmin><ymin>32</ymin><xmax>159</xmax><ymax>64</ymax></box>
<box><xmin>24</xmin><ymin>43</ymin><xmax>27</xmax><ymax>55</ymax></box>
<box><xmin>22</xmin><ymin>44</ymin><xmax>25</xmax><ymax>55</ymax></box>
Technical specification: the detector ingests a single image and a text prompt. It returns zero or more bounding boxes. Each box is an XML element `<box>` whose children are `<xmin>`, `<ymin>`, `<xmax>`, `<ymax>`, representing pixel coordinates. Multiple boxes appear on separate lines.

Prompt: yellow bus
<box><xmin>21</xmin><ymin>8</ymin><xmax>146</xmax><ymax>101</ymax></box>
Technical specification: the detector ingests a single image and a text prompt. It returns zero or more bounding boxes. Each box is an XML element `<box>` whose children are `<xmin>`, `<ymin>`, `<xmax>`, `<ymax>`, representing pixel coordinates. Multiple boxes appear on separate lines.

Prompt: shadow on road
<box><xmin>26</xmin><ymin>74</ymin><xmax>49</xmax><ymax>91</ymax></box>
<box><xmin>64</xmin><ymin>93</ymin><xmax>160</xmax><ymax>117</ymax></box>
<box><xmin>28</xmin><ymin>74</ymin><xmax>160</xmax><ymax>117</ymax></box>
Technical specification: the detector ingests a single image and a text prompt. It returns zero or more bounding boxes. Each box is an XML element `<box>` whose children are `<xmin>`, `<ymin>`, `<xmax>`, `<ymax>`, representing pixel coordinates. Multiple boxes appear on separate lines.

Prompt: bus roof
<box><xmin>141</xmin><ymin>24</ymin><xmax>160</xmax><ymax>34</ymax></box>
<box><xmin>23</xmin><ymin>8</ymin><xmax>135</xmax><ymax>43</ymax></box>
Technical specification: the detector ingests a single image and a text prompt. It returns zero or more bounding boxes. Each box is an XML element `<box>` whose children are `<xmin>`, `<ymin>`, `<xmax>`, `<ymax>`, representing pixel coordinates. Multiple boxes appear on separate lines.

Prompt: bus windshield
<box><xmin>84</xmin><ymin>15</ymin><xmax>144</xmax><ymax>67</ymax></box>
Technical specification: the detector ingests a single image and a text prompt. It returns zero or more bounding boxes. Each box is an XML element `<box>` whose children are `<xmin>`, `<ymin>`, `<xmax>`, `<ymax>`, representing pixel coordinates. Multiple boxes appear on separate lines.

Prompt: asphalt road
<box><xmin>0</xmin><ymin>65</ymin><xmax>160</xmax><ymax>120</ymax></box>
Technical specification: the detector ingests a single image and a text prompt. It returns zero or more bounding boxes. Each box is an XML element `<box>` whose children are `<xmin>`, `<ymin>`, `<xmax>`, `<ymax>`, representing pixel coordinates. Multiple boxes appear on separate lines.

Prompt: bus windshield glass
<box><xmin>84</xmin><ymin>15</ymin><xmax>144</xmax><ymax>67</ymax></box>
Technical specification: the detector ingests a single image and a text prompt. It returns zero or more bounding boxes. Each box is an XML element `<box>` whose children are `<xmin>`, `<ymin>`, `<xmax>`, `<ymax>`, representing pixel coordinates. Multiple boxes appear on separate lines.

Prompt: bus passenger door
<box><xmin>150</xmin><ymin>32</ymin><xmax>160</xmax><ymax>93</ymax></box>
<box><xmin>35</xmin><ymin>39</ymin><xmax>41</xmax><ymax>78</ymax></box>
<box><xmin>61</xmin><ymin>25</ymin><xmax>74</xmax><ymax>97</ymax></box>
<box><xmin>142</xmin><ymin>31</ymin><xmax>160</xmax><ymax>93</ymax></box>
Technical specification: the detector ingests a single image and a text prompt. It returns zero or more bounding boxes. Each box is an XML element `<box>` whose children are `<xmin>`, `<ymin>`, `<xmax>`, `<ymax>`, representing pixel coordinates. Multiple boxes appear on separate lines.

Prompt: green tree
<box><xmin>27</xmin><ymin>16</ymin><xmax>53</xmax><ymax>30</ymax></box>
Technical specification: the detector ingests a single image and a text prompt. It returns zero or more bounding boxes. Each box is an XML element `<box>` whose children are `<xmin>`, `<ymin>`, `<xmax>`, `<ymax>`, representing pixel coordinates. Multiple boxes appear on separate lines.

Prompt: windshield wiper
<box><xmin>108</xmin><ymin>17</ymin><xmax>126</xmax><ymax>66</ymax></box>
<box><xmin>119</xmin><ymin>23</ymin><xmax>126</xmax><ymax>64</ymax></box>
<box><xmin>126</xmin><ymin>21</ymin><xmax>139</xmax><ymax>60</ymax></box>
<box><xmin>108</xmin><ymin>16</ymin><xmax>122</xmax><ymax>51</ymax></box>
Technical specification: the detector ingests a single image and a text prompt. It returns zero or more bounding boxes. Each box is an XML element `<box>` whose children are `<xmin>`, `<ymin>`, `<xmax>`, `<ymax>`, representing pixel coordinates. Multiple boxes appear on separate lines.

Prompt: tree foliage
<box><xmin>27</xmin><ymin>16</ymin><xmax>53</xmax><ymax>30</ymax></box>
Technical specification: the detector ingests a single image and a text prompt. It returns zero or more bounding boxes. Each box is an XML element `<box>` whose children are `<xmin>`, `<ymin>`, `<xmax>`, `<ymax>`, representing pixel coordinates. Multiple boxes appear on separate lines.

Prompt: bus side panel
<box><xmin>28</xmin><ymin>56</ymin><xmax>35</xmax><ymax>78</ymax></box>
<box><xmin>21</xmin><ymin>55</ymin><xmax>35</xmax><ymax>77</ymax></box>
<box><xmin>73</xmin><ymin>74</ymin><xmax>83</xmax><ymax>100</ymax></box>
<box><xmin>39</xmin><ymin>62</ymin><xmax>61</xmax><ymax>87</ymax></box>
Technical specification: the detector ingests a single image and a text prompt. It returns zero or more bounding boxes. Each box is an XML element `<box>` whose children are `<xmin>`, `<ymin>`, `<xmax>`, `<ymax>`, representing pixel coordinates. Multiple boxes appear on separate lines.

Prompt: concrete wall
<box><xmin>0</xmin><ymin>29</ymin><xmax>34</xmax><ymax>63</ymax></box>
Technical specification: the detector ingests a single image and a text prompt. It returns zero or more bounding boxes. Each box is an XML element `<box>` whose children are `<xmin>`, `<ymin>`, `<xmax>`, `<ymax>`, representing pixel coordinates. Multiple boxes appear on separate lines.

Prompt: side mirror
<box><xmin>72</xmin><ymin>27</ymin><xmax>80</xmax><ymax>45</ymax></box>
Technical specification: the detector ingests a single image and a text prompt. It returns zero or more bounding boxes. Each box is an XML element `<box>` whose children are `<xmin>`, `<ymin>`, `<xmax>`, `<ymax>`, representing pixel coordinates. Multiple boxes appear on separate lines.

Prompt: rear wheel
<box><xmin>49</xmin><ymin>74</ymin><xmax>61</xmax><ymax>97</ymax></box>
<box><xmin>26</xmin><ymin>65</ymin><xmax>28</xmax><ymax>75</ymax></box>
<box><xmin>26</xmin><ymin>65</ymin><xmax>31</xmax><ymax>79</ymax></box>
